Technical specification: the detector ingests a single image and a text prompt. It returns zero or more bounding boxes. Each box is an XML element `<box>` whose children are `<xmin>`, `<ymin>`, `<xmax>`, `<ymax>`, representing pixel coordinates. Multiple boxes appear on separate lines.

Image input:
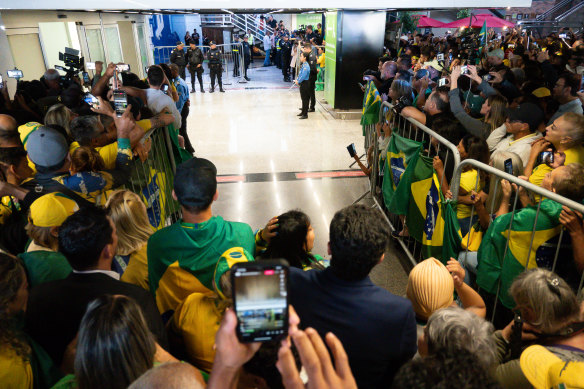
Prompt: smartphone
<box><xmin>161</xmin><ymin>84</ymin><xmax>169</xmax><ymax>93</ymax></box>
<box><xmin>83</xmin><ymin>92</ymin><xmax>99</xmax><ymax>108</ymax></box>
<box><xmin>347</xmin><ymin>143</ymin><xmax>357</xmax><ymax>158</ymax></box>
<box><xmin>460</xmin><ymin>65</ymin><xmax>469</xmax><ymax>75</ymax></box>
<box><xmin>436</xmin><ymin>53</ymin><xmax>444</xmax><ymax>61</ymax></box>
<box><xmin>438</xmin><ymin>78</ymin><xmax>447</xmax><ymax>87</ymax></box>
<box><xmin>7</xmin><ymin>69</ymin><xmax>23</xmax><ymax>79</ymax></box>
<box><xmin>483</xmin><ymin>74</ymin><xmax>495</xmax><ymax>82</ymax></box>
<box><xmin>448</xmin><ymin>53</ymin><xmax>453</xmax><ymax>62</ymax></box>
<box><xmin>538</xmin><ymin>151</ymin><xmax>554</xmax><ymax>165</ymax></box>
<box><xmin>559</xmin><ymin>33</ymin><xmax>567</xmax><ymax>39</ymax></box>
<box><xmin>82</xmin><ymin>71</ymin><xmax>90</xmax><ymax>84</ymax></box>
<box><xmin>357</xmin><ymin>82</ymin><xmax>365</xmax><ymax>89</ymax></box>
<box><xmin>0</xmin><ymin>74</ymin><xmax>3</xmax><ymax>86</ymax></box>
<box><xmin>504</xmin><ymin>158</ymin><xmax>513</xmax><ymax>175</ymax></box>
<box><xmin>508</xmin><ymin>44</ymin><xmax>515</xmax><ymax>49</ymax></box>
<box><xmin>231</xmin><ymin>260</ymin><xmax>289</xmax><ymax>343</ymax></box>
<box><xmin>113</xmin><ymin>89</ymin><xmax>128</xmax><ymax>117</ymax></box>
<box><xmin>116</xmin><ymin>64</ymin><xmax>131</xmax><ymax>72</ymax></box>
<box><xmin>86</xmin><ymin>62</ymin><xmax>96</xmax><ymax>70</ymax></box>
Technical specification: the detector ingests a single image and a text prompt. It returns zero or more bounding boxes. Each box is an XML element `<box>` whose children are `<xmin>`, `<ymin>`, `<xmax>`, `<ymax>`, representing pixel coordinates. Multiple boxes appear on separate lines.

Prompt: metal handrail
<box><xmin>556</xmin><ymin>0</ymin><xmax>584</xmax><ymax>20</ymax></box>
<box><xmin>452</xmin><ymin>159</ymin><xmax>584</xmax><ymax>214</ymax></box>
<box><xmin>535</xmin><ymin>0</ymin><xmax>575</xmax><ymax>20</ymax></box>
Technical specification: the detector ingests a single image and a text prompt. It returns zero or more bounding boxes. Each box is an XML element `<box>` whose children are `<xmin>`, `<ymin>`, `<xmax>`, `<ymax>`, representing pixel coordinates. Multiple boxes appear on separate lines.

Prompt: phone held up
<box><xmin>83</xmin><ymin>92</ymin><xmax>99</xmax><ymax>109</ymax></box>
<box><xmin>113</xmin><ymin>90</ymin><xmax>128</xmax><ymax>117</ymax></box>
<box><xmin>504</xmin><ymin>158</ymin><xmax>513</xmax><ymax>175</ymax></box>
<box><xmin>231</xmin><ymin>260</ymin><xmax>289</xmax><ymax>343</ymax></box>
<box><xmin>347</xmin><ymin>143</ymin><xmax>357</xmax><ymax>158</ymax></box>
<box><xmin>7</xmin><ymin>69</ymin><xmax>23</xmax><ymax>79</ymax></box>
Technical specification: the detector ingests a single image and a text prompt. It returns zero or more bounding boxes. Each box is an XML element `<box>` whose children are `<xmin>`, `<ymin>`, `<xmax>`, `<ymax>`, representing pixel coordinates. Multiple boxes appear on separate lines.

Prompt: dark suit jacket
<box><xmin>289</xmin><ymin>267</ymin><xmax>417</xmax><ymax>389</ymax></box>
<box><xmin>25</xmin><ymin>272</ymin><xmax>167</xmax><ymax>366</ymax></box>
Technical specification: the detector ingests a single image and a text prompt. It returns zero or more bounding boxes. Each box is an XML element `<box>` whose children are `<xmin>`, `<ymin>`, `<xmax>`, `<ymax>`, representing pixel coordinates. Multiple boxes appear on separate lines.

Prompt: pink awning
<box><xmin>442</xmin><ymin>14</ymin><xmax>515</xmax><ymax>28</ymax></box>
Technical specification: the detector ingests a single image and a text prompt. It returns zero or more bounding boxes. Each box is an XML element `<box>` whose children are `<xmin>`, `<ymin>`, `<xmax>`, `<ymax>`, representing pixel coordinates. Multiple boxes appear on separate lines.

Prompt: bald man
<box><xmin>128</xmin><ymin>362</ymin><xmax>205</xmax><ymax>389</ymax></box>
<box><xmin>0</xmin><ymin>114</ymin><xmax>21</xmax><ymax>147</ymax></box>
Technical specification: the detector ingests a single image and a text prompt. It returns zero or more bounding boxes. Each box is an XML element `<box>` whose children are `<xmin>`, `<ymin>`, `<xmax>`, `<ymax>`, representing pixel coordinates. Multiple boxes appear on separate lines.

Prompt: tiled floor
<box><xmin>184</xmin><ymin>65</ymin><xmax>410</xmax><ymax>297</ymax></box>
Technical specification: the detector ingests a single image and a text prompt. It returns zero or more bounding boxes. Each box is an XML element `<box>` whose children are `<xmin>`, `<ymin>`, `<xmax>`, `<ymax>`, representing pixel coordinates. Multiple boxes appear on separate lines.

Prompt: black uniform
<box><xmin>192</xmin><ymin>32</ymin><xmax>200</xmax><ymax>46</ymax></box>
<box><xmin>187</xmin><ymin>46</ymin><xmax>205</xmax><ymax>92</ymax></box>
<box><xmin>232</xmin><ymin>44</ymin><xmax>241</xmax><ymax>77</ymax></box>
<box><xmin>307</xmin><ymin>49</ymin><xmax>318</xmax><ymax>110</ymax></box>
<box><xmin>242</xmin><ymin>41</ymin><xmax>251</xmax><ymax>80</ymax></box>
<box><xmin>207</xmin><ymin>47</ymin><xmax>224</xmax><ymax>92</ymax></box>
<box><xmin>170</xmin><ymin>47</ymin><xmax>187</xmax><ymax>80</ymax></box>
<box><xmin>280</xmin><ymin>39</ymin><xmax>292</xmax><ymax>81</ymax></box>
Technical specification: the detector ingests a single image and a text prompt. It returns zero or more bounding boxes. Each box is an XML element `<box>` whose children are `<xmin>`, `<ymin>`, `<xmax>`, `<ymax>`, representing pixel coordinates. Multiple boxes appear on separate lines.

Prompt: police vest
<box><xmin>276</xmin><ymin>40</ymin><xmax>281</xmax><ymax>50</ymax></box>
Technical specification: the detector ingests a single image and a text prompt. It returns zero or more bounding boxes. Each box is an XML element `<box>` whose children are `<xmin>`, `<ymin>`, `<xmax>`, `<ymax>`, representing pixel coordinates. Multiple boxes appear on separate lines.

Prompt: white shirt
<box><xmin>263</xmin><ymin>35</ymin><xmax>271</xmax><ymax>50</ymax></box>
<box><xmin>145</xmin><ymin>88</ymin><xmax>182</xmax><ymax>128</ymax></box>
<box><xmin>487</xmin><ymin>123</ymin><xmax>542</xmax><ymax>168</ymax></box>
<box><xmin>72</xmin><ymin>269</ymin><xmax>120</xmax><ymax>280</ymax></box>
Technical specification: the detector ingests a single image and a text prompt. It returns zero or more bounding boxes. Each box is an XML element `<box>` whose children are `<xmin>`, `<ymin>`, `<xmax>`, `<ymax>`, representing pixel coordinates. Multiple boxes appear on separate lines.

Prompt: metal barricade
<box><xmin>451</xmin><ymin>159</ymin><xmax>584</xmax><ymax>322</ymax></box>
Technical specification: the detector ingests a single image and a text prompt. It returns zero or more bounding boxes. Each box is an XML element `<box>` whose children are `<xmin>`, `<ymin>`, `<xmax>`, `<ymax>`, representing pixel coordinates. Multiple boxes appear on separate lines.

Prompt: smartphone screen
<box><xmin>113</xmin><ymin>90</ymin><xmax>128</xmax><ymax>117</ymax></box>
<box><xmin>82</xmin><ymin>72</ymin><xmax>90</xmax><ymax>83</ymax></box>
<box><xmin>460</xmin><ymin>65</ymin><xmax>468</xmax><ymax>75</ymax></box>
<box><xmin>161</xmin><ymin>84</ymin><xmax>169</xmax><ymax>93</ymax></box>
<box><xmin>504</xmin><ymin>158</ymin><xmax>513</xmax><ymax>175</ymax></box>
<box><xmin>439</xmin><ymin>78</ymin><xmax>447</xmax><ymax>87</ymax></box>
<box><xmin>559</xmin><ymin>34</ymin><xmax>567</xmax><ymax>39</ymax></box>
<box><xmin>83</xmin><ymin>92</ymin><xmax>99</xmax><ymax>108</ymax></box>
<box><xmin>437</xmin><ymin>53</ymin><xmax>444</xmax><ymax>61</ymax></box>
<box><xmin>116</xmin><ymin>64</ymin><xmax>130</xmax><ymax>72</ymax></box>
<box><xmin>347</xmin><ymin>143</ymin><xmax>357</xmax><ymax>158</ymax></box>
<box><xmin>7</xmin><ymin>69</ymin><xmax>23</xmax><ymax>78</ymax></box>
<box><xmin>232</xmin><ymin>261</ymin><xmax>289</xmax><ymax>343</ymax></box>
<box><xmin>86</xmin><ymin>62</ymin><xmax>96</xmax><ymax>70</ymax></box>
<box><xmin>0</xmin><ymin>74</ymin><xmax>3</xmax><ymax>85</ymax></box>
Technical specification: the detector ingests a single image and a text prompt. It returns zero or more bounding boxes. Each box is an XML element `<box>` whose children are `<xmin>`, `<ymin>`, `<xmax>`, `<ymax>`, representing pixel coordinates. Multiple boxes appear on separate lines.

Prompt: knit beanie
<box><xmin>406</xmin><ymin>257</ymin><xmax>454</xmax><ymax>321</ymax></box>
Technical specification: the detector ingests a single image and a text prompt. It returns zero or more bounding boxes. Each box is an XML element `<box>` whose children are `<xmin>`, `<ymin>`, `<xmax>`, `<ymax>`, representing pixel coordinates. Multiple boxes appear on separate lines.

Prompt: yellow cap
<box><xmin>213</xmin><ymin>247</ymin><xmax>254</xmax><ymax>300</ymax></box>
<box><xmin>406</xmin><ymin>257</ymin><xmax>454</xmax><ymax>321</ymax></box>
<box><xmin>520</xmin><ymin>345</ymin><xmax>584</xmax><ymax>389</ymax></box>
<box><xmin>29</xmin><ymin>193</ymin><xmax>78</xmax><ymax>227</ymax></box>
<box><xmin>532</xmin><ymin>87</ymin><xmax>551</xmax><ymax>98</ymax></box>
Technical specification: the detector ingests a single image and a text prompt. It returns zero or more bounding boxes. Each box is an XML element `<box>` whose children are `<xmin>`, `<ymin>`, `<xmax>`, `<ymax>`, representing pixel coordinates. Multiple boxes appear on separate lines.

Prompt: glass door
<box><xmin>104</xmin><ymin>26</ymin><xmax>123</xmax><ymax>64</ymax></box>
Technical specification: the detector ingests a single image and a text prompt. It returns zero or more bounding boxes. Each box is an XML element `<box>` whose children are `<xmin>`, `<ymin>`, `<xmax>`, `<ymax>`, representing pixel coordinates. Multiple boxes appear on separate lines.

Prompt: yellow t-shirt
<box><xmin>121</xmin><ymin>243</ymin><xmax>150</xmax><ymax>291</ymax></box>
<box><xmin>457</xmin><ymin>169</ymin><xmax>483</xmax><ymax>219</ymax></box>
<box><xmin>317</xmin><ymin>53</ymin><xmax>325</xmax><ymax>68</ymax></box>
<box><xmin>529</xmin><ymin>144</ymin><xmax>584</xmax><ymax>201</ymax></box>
<box><xmin>0</xmin><ymin>346</ymin><xmax>33</xmax><ymax>389</ymax></box>
<box><xmin>0</xmin><ymin>195</ymin><xmax>18</xmax><ymax>224</ymax></box>
<box><xmin>170</xmin><ymin>293</ymin><xmax>221</xmax><ymax>373</ymax></box>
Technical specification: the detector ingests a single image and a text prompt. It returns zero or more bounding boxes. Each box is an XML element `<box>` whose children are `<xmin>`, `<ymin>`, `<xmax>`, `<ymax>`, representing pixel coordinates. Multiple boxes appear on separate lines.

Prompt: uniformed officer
<box><xmin>247</xmin><ymin>29</ymin><xmax>255</xmax><ymax>63</ymax></box>
<box><xmin>170</xmin><ymin>41</ymin><xmax>187</xmax><ymax>80</ymax></box>
<box><xmin>232</xmin><ymin>37</ymin><xmax>241</xmax><ymax>77</ymax></box>
<box><xmin>186</xmin><ymin>42</ymin><xmax>205</xmax><ymax>93</ymax></box>
<box><xmin>207</xmin><ymin>41</ymin><xmax>225</xmax><ymax>93</ymax></box>
<box><xmin>302</xmin><ymin>41</ymin><xmax>318</xmax><ymax>112</ymax></box>
<box><xmin>275</xmin><ymin>34</ymin><xmax>282</xmax><ymax>69</ymax></box>
<box><xmin>280</xmin><ymin>34</ymin><xmax>292</xmax><ymax>82</ymax></box>
<box><xmin>242</xmin><ymin>35</ymin><xmax>251</xmax><ymax>81</ymax></box>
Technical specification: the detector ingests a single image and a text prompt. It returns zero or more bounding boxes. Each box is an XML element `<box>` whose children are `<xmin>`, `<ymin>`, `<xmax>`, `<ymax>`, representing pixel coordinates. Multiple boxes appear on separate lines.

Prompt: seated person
<box><xmin>147</xmin><ymin>158</ymin><xmax>255</xmax><ymax>320</ymax></box>
<box><xmin>19</xmin><ymin>193</ymin><xmax>76</xmax><ymax>287</ymax></box>
<box><xmin>289</xmin><ymin>204</ymin><xmax>417</xmax><ymax>388</ymax></box>
<box><xmin>486</xmin><ymin>103</ymin><xmax>544</xmax><ymax>167</ymax></box>
<box><xmin>25</xmin><ymin>207</ymin><xmax>166</xmax><ymax>367</ymax></box>
<box><xmin>258</xmin><ymin>210</ymin><xmax>327</xmax><ymax>270</ymax></box>
<box><xmin>168</xmin><ymin>247</ymin><xmax>252</xmax><ymax>372</ymax></box>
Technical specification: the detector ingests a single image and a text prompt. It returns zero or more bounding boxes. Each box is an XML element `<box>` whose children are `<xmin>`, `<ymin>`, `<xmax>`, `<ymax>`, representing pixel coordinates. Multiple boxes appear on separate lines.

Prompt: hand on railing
<box><xmin>559</xmin><ymin>206</ymin><xmax>584</xmax><ymax>236</ymax></box>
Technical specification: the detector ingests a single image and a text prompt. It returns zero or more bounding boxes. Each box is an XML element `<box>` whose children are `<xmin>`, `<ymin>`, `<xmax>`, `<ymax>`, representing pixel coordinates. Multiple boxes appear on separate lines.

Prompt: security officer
<box><xmin>247</xmin><ymin>29</ymin><xmax>255</xmax><ymax>63</ymax></box>
<box><xmin>207</xmin><ymin>41</ymin><xmax>225</xmax><ymax>93</ymax></box>
<box><xmin>242</xmin><ymin>35</ymin><xmax>251</xmax><ymax>81</ymax></box>
<box><xmin>186</xmin><ymin>42</ymin><xmax>205</xmax><ymax>93</ymax></box>
<box><xmin>302</xmin><ymin>42</ymin><xmax>318</xmax><ymax>112</ymax></box>
<box><xmin>170</xmin><ymin>41</ymin><xmax>187</xmax><ymax>80</ymax></box>
<box><xmin>280</xmin><ymin>34</ymin><xmax>292</xmax><ymax>82</ymax></box>
<box><xmin>275</xmin><ymin>31</ymin><xmax>282</xmax><ymax>69</ymax></box>
<box><xmin>232</xmin><ymin>37</ymin><xmax>241</xmax><ymax>77</ymax></box>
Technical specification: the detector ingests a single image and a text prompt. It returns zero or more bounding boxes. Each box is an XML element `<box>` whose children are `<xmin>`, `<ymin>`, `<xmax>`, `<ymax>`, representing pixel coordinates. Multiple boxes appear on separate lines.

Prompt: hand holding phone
<box><xmin>86</xmin><ymin>62</ymin><xmax>96</xmax><ymax>70</ymax></box>
<box><xmin>347</xmin><ymin>143</ymin><xmax>357</xmax><ymax>158</ymax></box>
<box><xmin>113</xmin><ymin>89</ymin><xmax>128</xmax><ymax>117</ymax></box>
<box><xmin>83</xmin><ymin>92</ymin><xmax>99</xmax><ymax>108</ymax></box>
<box><xmin>116</xmin><ymin>64</ymin><xmax>131</xmax><ymax>72</ymax></box>
<box><xmin>504</xmin><ymin>158</ymin><xmax>513</xmax><ymax>175</ymax></box>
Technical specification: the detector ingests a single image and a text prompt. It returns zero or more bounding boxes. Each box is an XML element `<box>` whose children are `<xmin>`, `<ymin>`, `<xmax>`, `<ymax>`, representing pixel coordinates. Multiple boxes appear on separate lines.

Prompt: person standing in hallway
<box><xmin>207</xmin><ymin>42</ymin><xmax>224</xmax><ymax>93</ymax></box>
<box><xmin>170</xmin><ymin>42</ymin><xmax>187</xmax><ymax>80</ymax></box>
<box><xmin>302</xmin><ymin>42</ymin><xmax>318</xmax><ymax>112</ymax></box>
<box><xmin>294</xmin><ymin>52</ymin><xmax>311</xmax><ymax>120</ymax></box>
<box><xmin>192</xmin><ymin>29</ymin><xmax>200</xmax><ymax>46</ymax></box>
<box><xmin>170</xmin><ymin>64</ymin><xmax>195</xmax><ymax>155</ymax></box>
<box><xmin>275</xmin><ymin>33</ymin><xmax>282</xmax><ymax>69</ymax></box>
<box><xmin>281</xmin><ymin>34</ymin><xmax>292</xmax><ymax>82</ymax></box>
<box><xmin>263</xmin><ymin>32</ymin><xmax>272</xmax><ymax>67</ymax></box>
<box><xmin>247</xmin><ymin>30</ymin><xmax>255</xmax><ymax>64</ymax></box>
<box><xmin>242</xmin><ymin>36</ymin><xmax>251</xmax><ymax>81</ymax></box>
<box><xmin>186</xmin><ymin>42</ymin><xmax>205</xmax><ymax>93</ymax></box>
<box><xmin>232</xmin><ymin>38</ymin><xmax>241</xmax><ymax>78</ymax></box>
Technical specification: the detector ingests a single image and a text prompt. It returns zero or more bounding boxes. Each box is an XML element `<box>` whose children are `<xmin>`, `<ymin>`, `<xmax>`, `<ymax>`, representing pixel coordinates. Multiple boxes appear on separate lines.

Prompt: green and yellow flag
<box><xmin>360</xmin><ymin>81</ymin><xmax>381</xmax><ymax>127</ymax></box>
<box><xmin>382</xmin><ymin>134</ymin><xmax>423</xmax><ymax>214</ymax></box>
<box><xmin>478</xmin><ymin>20</ymin><xmax>487</xmax><ymax>48</ymax></box>
<box><xmin>476</xmin><ymin>199</ymin><xmax>578</xmax><ymax>309</ymax></box>
<box><xmin>405</xmin><ymin>155</ymin><xmax>461</xmax><ymax>262</ymax></box>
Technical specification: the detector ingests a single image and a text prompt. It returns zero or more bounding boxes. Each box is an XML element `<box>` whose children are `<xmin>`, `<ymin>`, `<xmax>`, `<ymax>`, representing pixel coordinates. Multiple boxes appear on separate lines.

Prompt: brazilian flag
<box><xmin>360</xmin><ymin>81</ymin><xmax>381</xmax><ymax>129</ymax></box>
<box><xmin>382</xmin><ymin>134</ymin><xmax>423</xmax><ymax>214</ymax></box>
<box><xmin>405</xmin><ymin>155</ymin><xmax>461</xmax><ymax>262</ymax></box>
<box><xmin>476</xmin><ymin>199</ymin><xmax>577</xmax><ymax>309</ymax></box>
<box><xmin>478</xmin><ymin>20</ymin><xmax>487</xmax><ymax>48</ymax></box>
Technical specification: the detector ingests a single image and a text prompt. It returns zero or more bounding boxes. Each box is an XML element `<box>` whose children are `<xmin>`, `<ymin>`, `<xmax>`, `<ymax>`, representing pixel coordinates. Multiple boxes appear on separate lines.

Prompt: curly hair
<box><xmin>0</xmin><ymin>253</ymin><xmax>31</xmax><ymax>361</ymax></box>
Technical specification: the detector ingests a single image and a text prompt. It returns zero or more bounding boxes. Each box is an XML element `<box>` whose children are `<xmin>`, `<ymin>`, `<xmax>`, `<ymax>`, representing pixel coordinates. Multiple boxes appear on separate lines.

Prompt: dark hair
<box><xmin>70</xmin><ymin>116</ymin><xmax>101</xmax><ymax>147</ymax></box>
<box><xmin>398</xmin><ymin>55</ymin><xmax>412</xmax><ymax>69</ymax></box>
<box><xmin>303</xmin><ymin>42</ymin><xmax>312</xmax><ymax>50</ymax></box>
<box><xmin>59</xmin><ymin>207</ymin><xmax>113</xmax><ymax>271</ymax></box>
<box><xmin>0</xmin><ymin>253</ymin><xmax>30</xmax><ymax>361</ymax></box>
<box><xmin>329</xmin><ymin>204</ymin><xmax>389</xmax><ymax>281</ymax></box>
<box><xmin>0</xmin><ymin>146</ymin><xmax>27</xmax><ymax>176</ymax></box>
<box><xmin>431</xmin><ymin>89</ymin><xmax>450</xmax><ymax>113</ymax></box>
<box><xmin>71</xmin><ymin>146</ymin><xmax>106</xmax><ymax>173</ymax></box>
<box><xmin>260</xmin><ymin>210</ymin><xmax>323</xmax><ymax>270</ymax></box>
<box><xmin>391</xmin><ymin>349</ymin><xmax>502</xmax><ymax>389</ymax></box>
<box><xmin>557</xmin><ymin>72</ymin><xmax>580</xmax><ymax>96</ymax></box>
<box><xmin>147</xmin><ymin>66</ymin><xmax>165</xmax><ymax>87</ymax></box>
<box><xmin>0</xmin><ymin>127</ymin><xmax>21</xmax><ymax>146</ymax></box>
<box><xmin>75</xmin><ymin>295</ymin><xmax>156</xmax><ymax>389</ymax></box>
<box><xmin>158</xmin><ymin>63</ymin><xmax>173</xmax><ymax>84</ymax></box>
<box><xmin>461</xmin><ymin>135</ymin><xmax>490</xmax><ymax>164</ymax></box>
<box><xmin>431</xmin><ymin>117</ymin><xmax>464</xmax><ymax>145</ymax></box>
<box><xmin>300</xmin><ymin>51</ymin><xmax>309</xmax><ymax>60</ymax></box>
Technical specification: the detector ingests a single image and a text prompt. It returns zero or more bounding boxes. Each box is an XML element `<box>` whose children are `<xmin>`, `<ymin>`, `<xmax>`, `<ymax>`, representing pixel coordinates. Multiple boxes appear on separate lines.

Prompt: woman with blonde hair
<box><xmin>106</xmin><ymin>190</ymin><xmax>153</xmax><ymax>289</ymax></box>
<box><xmin>44</xmin><ymin>104</ymin><xmax>76</xmax><ymax>140</ymax></box>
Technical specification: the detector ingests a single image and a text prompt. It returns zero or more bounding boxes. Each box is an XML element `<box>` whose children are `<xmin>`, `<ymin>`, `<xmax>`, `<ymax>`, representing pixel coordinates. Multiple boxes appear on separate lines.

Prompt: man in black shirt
<box><xmin>302</xmin><ymin>42</ymin><xmax>318</xmax><ymax>112</ymax></box>
<box><xmin>170</xmin><ymin>42</ymin><xmax>187</xmax><ymax>80</ymax></box>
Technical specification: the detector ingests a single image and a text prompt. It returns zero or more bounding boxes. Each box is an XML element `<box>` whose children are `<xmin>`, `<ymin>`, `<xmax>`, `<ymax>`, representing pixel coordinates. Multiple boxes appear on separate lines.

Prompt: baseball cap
<box><xmin>507</xmin><ymin>103</ymin><xmax>545</xmax><ymax>131</ymax></box>
<box><xmin>29</xmin><ymin>193</ymin><xmax>79</xmax><ymax>228</ymax></box>
<box><xmin>174</xmin><ymin>157</ymin><xmax>217</xmax><ymax>209</ymax></box>
<box><xmin>176</xmin><ymin>41</ymin><xmax>184</xmax><ymax>46</ymax></box>
<box><xmin>520</xmin><ymin>345</ymin><xmax>584</xmax><ymax>389</ymax></box>
<box><xmin>213</xmin><ymin>247</ymin><xmax>254</xmax><ymax>299</ymax></box>
<box><xmin>209</xmin><ymin>41</ymin><xmax>216</xmax><ymax>46</ymax></box>
<box><xmin>26</xmin><ymin>126</ymin><xmax>69</xmax><ymax>168</ymax></box>
<box><xmin>487</xmin><ymin>48</ymin><xmax>505</xmax><ymax>60</ymax></box>
<box><xmin>532</xmin><ymin>87</ymin><xmax>551</xmax><ymax>98</ymax></box>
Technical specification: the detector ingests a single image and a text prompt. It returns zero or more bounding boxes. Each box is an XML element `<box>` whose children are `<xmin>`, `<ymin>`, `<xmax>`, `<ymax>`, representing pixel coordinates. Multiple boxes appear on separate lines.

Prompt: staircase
<box><xmin>518</xmin><ymin>0</ymin><xmax>583</xmax><ymax>35</ymax></box>
<box><xmin>201</xmin><ymin>14</ymin><xmax>275</xmax><ymax>41</ymax></box>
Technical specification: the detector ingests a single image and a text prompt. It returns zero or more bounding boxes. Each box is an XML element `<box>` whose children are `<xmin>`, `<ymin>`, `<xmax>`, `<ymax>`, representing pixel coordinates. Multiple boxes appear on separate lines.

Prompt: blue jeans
<box><xmin>457</xmin><ymin>250</ymin><xmax>478</xmax><ymax>286</ymax></box>
<box><xmin>264</xmin><ymin>49</ymin><xmax>271</xmax><ymax>66</ymax></box>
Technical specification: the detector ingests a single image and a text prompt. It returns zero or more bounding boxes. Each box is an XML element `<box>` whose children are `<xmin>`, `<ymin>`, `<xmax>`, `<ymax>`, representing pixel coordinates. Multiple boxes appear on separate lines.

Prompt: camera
<box><xmin>56</xmin><ymin>47</ymin><xmax>85</xmax><ymax>89</ymax></box>
<box><xmin>392</xmin><ymin>96</ymin><xmax>410</xmax><ymax>115</ymax></box>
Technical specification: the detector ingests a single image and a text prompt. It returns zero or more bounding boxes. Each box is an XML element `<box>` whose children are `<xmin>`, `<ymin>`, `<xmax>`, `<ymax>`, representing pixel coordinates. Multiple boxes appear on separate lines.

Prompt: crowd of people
<box><xmin>1</xmin><ymin>20</ymin><xmax>584</xmax><ymax>389</ymax></box>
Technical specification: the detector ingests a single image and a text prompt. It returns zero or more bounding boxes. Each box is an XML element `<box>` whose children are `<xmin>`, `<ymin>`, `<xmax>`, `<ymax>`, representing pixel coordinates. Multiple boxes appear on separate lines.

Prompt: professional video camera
<box><xmin>55</xmin><ymin>47</ymin><xmax>85</xmax><ymax>87</ymax></box>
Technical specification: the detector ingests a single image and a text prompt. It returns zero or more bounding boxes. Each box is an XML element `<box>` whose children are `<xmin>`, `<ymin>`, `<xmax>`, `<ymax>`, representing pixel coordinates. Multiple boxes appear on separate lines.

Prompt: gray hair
<box><xmin>509</xmin><ymin>269</ymin><xmax>581</xmax><ymax>334</ymax></box>
<box><xmin>390</xmin><ymin>79</ymin><xmax>414</xmax><ymax>104</ymax></box>
<box><xmin>426</xmin><ymin>306</ymin><xmax>497</xmax><ymax>369</ymax></box>
<box><xmin>44</xmin><ymin>69</ymin><xmax>60</xmax><ymax>81</ymax></box>
<box><xmin>128</xmin><ymin>362</ymin><xmax>205</xmax><ymax>389</ymax></box>
<box><xmin>70</xmin><ymin>115</ymin><xmax>101</xmax><ymax>146</ymax></box>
